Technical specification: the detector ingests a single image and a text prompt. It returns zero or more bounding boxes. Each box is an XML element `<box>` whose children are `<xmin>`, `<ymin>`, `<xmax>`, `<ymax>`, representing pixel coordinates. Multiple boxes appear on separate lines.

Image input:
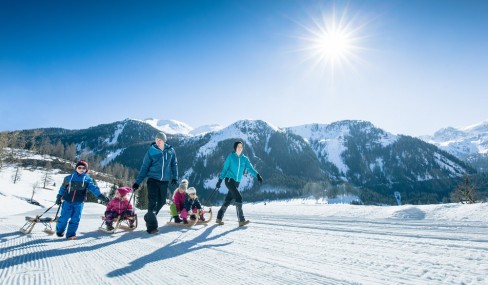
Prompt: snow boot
<box><xmin>106</xmin><ymin>225</ymin><xmax>115</xmax><ymax>231</ymax></box>
<box><xmin>199</xmin><ymin>213</ymin><xmax>205</xmax><ymax>222</ymax></box>
<box><xmin>173</xmin><ymin>216</ymin><xmax>182</xmax><ymax>223</ymax></box>
<box><xmin>238</xmin><ymin>220</ymin><xmax>250</xmax><ymax>227</ymax></box>
<box><xmin>147</xmin><ymin>229</ymin><xmax>159</xmax><ymax>235</ymax></box>
<box><xmin>190</xmin><ymin>214</ymin><xmax>197</xmax><ymax>221</ymax></box>
<box><xmin>215</xmin><ymin>219</ymin><xmax>224</xmax><ymax>225</ymax></box>
<box><xmin>56</xmin><ymin>232</ymin><xmax>64</xmax><ymax>237</ymax></box>
<box><xmin>183</xmin><ymin>218</ymin><xmax>188</xmax><ymax>224</ymax></box>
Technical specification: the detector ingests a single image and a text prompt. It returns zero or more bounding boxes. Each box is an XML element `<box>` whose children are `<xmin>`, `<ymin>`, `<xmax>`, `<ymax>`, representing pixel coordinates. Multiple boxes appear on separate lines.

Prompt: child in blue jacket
<box><xmin>55</xmin><ymin>160</ymin><xmax>109</xmax><ymax>240</ymax></box>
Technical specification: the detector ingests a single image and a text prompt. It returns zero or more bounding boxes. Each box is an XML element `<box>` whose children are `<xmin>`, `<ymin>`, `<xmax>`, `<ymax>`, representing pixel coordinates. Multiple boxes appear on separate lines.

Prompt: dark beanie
<box><xmin>75</xmin><ymin>160</ymin><xmax>89</xmax><ymax>173</ymax></box>
<box><xmin>155</xmin><ymin>132</ymin><xmax>167</xmax><ymax>142</ymax></box>
<box><xmin>233</xmin><ymin>141</ymin><xmax>243</xmax><ymax>151</ymax></box>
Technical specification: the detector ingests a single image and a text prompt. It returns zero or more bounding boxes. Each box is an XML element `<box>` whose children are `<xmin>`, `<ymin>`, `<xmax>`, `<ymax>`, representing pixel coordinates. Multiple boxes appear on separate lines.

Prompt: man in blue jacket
<box><xmin>133</xmin><ymin>132</ymin><xmax>178</xmax><ymax>234</ymax></box>
<box><xmin>215</xmin><ymin>141</ymin><xmax>263</xmax><ymax>227</ymax></box>
<box><xmin>55</xmin><ymin>160</ymin><xmax>109</xmax><ymax>240</ymax></box>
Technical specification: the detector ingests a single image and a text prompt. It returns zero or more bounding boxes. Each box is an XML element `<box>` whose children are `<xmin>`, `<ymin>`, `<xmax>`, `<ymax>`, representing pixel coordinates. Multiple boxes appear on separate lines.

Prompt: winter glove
<box><xmin>55</xmin><ymin>194</ymin><xmax>62</xmax><ymax>205</ymax></box>
<box><xmin>98</xmin><ymin>194</ymin><xmax>110</xmax><ymax>204</ymax></box>
<box><xmin>171</xmin><ymin>179</ymin><xmax>178</xmax><ymax>185</ymax></box>
<box><xmin>216</xmin><ymin>178</ymin><xmax>222</xmax><ymax>189</ymax></box>
<box><xmin>257</xmin><ymin>174</ymin><xmax>263</xmax><ymax>183</ymax></box>
<box><xmin>132</xmin><ymin>183</ymin><xmax>139</xmax><ymax>191</ymax></box>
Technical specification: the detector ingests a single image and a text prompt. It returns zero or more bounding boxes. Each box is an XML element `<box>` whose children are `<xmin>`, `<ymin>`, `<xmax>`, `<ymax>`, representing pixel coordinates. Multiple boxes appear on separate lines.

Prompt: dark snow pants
<box><xmin>217</xmin><ymin>178</ymin><xmax>245</xmax><ymax>222</ymax></box>
<box><xmin>144</xmin><ymin>178</ymin><xmax>168</xmax><ymax>232</ymax></box>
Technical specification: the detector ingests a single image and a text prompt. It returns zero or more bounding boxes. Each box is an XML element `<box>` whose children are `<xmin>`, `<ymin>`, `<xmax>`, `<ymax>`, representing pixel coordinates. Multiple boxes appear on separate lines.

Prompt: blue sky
<box><xmin>1</xmin><ymin>0</ymin><xmax>487</xmax><ymax>136</ymax></box>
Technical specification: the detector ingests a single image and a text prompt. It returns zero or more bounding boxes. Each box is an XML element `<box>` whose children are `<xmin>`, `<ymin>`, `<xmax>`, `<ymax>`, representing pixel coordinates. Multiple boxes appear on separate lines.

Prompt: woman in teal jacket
<box><xmin>215</xmin><ymin>141</ymin><xmax>263</xmax><ymax>226</ymax></box>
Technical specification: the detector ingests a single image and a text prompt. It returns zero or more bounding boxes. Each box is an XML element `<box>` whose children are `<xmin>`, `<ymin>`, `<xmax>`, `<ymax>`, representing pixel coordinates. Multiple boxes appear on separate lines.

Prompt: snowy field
<box><xmin>1</xmin><ymin>165</ymin><xmax>488</xmax><ymax>284</ymax></box>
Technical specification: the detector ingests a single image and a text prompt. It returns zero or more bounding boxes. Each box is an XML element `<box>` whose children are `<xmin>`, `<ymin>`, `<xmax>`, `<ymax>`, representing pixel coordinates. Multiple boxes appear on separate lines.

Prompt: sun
<box><xmin>298</xmin><ymin>7</ymin><xmax>366</xmax><ymax>73</ymax></box>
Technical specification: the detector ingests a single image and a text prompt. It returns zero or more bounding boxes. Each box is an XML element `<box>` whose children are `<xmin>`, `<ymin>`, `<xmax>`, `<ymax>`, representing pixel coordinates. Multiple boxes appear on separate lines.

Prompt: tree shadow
<box><xmin>106</xmin><ymin>225</ymin><xmax>240</xmax><ymax>278</ymax></box>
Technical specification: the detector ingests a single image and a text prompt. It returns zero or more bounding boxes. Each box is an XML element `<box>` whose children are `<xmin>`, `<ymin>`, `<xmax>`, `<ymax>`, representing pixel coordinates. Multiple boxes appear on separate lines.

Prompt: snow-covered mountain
<box><xmin>421</xmin><ymin>120</ymin><xmax>488</xmax><ymax>172</ymax></box>
<box><xmin>422</xmin><ymin>120</ymin><xmax>488</xmax><ymax>158</ymax></box>
<box><xmin>140</xmin><ymin>118</ymin><xmax>194</xmax><ymax>135</ymax></box>
<box><xmin>137</xmin><ymin>118</ymin><xmax>223</xmax><ymax>136</ymax></box>
<box><xmin>3</xmin><ymin>119</ymin><xmax>476</xmax><ymax>204</ymax></box>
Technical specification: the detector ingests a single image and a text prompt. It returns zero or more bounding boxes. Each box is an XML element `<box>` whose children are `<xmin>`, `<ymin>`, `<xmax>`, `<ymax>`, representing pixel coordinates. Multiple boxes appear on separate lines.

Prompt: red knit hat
<box><xmin>117</xmin><ymin>187</ymin><xmax>132</xmax><ymax>196</ymax></box>
<box><xmin>75</xmin><ymin>160</ymin><xmax>89</xmax><ymax>173</ymax></box>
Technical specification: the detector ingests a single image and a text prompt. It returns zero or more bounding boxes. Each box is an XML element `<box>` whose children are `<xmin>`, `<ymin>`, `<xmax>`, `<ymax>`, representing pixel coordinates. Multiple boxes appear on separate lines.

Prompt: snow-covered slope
<box><xmin>189</xmin><ymin>124</ymin><xmax>224</xmax><ymax>136</ymax></box>
<box><xmin>1</xmin><ymin>178</ymin><xmax>487</xmax><ymax>284</ymax></box>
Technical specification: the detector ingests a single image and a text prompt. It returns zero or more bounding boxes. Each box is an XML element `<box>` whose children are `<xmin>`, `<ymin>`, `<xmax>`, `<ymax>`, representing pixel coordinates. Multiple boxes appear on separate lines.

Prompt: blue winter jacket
<box><xmin>58</xmin><ymin>171</ymin><xmax>102</xmax><ymax>203</ymax></box>
<box><xmin>135</xmin><ymin>142</ymin><xmax>178</xmax><ymax>184</ymax></box>
<box><xmin>219</xmin><ymin>151</ymin><xmax>258</xmax><ymax>182</ymax></box>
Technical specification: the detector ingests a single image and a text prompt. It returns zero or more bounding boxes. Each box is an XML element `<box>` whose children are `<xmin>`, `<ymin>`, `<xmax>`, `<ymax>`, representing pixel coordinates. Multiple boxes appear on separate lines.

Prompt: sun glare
<box><xmin>298</xmin><ymin>7</ymin><xmax>366</xmax><ymax>74</ymax></box>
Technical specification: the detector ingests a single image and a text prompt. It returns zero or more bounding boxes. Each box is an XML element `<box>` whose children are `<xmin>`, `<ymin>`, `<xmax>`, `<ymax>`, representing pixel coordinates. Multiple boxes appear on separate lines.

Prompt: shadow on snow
<box><xmin>106</xmin><ymin>225</ymin><xmax>239</xmax><ymax>278</ymax></box>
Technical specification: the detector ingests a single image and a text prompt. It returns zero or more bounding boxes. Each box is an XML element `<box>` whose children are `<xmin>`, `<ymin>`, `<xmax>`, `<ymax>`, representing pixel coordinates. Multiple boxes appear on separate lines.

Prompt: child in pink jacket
<box><xmin>104</xmin><ymin>186</ymin><xmax>134</xmax><ymax>230</ymax></box>
<box><xmin>170</xmin><ymin>179</ymin><xmax>188</xmax><ymax>223</ymax></box>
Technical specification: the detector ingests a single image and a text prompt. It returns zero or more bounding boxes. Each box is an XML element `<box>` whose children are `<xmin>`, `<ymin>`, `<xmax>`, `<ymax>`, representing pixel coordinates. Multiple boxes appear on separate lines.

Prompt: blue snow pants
<box><xmin>56</xmin><ymin>201</ymin><xmax>84</xmax><ymax>238</ymax></box>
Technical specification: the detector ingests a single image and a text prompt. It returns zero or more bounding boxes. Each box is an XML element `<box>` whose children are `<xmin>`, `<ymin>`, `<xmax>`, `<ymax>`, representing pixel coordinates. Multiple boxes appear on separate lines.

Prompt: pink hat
<box><xmin>117</xmin><ymin>187</ymin><xmax>132</xmax><ymax>196</ymax></box>
<box><xmin>75</xmin><ymin>160</ymin><xmax>89</xmax><ymax>173</ymax></box>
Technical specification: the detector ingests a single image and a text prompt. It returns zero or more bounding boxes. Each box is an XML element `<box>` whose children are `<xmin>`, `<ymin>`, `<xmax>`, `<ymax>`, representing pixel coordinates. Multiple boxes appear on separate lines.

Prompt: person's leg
<box><xmin>217</xmin><ymin>178</ymin><xmax>240</xmax><ymax>220</ymax></box>
<box><xmin>145</xmin><ymin>179</ymin><xmax>160</xmax><ymax>232</ymax></box>
<box><xmin>66</xmin><ymin>202</ymin><xmax>84</xmax><ymax>238</ymax></box>
<box><xmin>104</xmin><ymin>211</ymin><xmax>115</xmax><ymax>227</ymax></box>
<box><xmin>154</xmin><ymin>181</ymin><xmax>168</xmax><ymax>215</ymax></box>
<box><xmin>56</xmin><ymin>202</ymin><xmax>73</xmax><ymax>235</ymax></box>
<box><xmin>225</xmin><ymin>179</ymin><xmax>245</xmax><ymax>221</ymax></box>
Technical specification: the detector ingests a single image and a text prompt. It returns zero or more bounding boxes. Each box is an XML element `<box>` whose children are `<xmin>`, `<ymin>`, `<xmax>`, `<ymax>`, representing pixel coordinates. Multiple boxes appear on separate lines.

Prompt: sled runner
<box><xmin>99</xmin><ymin>213</ymin><xmax>138</xmax><ymax>233</ymax></box>
<box><xmin>166</xmin><ymin>208</ymin><xmax>213</xmax><ymax>227</ymax></box>
<box><xmin>20</xmin><ymin>203</ymin><xmax>60</xmax><ymax>235</ymax></box>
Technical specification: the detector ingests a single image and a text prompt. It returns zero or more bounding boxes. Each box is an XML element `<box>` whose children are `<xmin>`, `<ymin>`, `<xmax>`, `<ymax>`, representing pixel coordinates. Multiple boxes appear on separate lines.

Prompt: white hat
<box><xmin>187</xmin><ymin>187</ymin><xmax>197</xmax><ymax>195</ymax></box>
<box><xmin>179</xmin><ymin>179</ymin><xmax>189</xmax><ymax>190</ymax></box>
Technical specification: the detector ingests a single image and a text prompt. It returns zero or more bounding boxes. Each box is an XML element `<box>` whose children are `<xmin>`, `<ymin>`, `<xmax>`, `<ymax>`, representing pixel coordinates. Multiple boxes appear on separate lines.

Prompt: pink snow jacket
<box><xmin>173</xmin><ymin>191</ymin><xmax>186</xmax><ymax>213</ymax></box>
<box><xmin>105</xmin><ymin>197</ymin><xmax>133</xmax><ymax>215</ymax></box>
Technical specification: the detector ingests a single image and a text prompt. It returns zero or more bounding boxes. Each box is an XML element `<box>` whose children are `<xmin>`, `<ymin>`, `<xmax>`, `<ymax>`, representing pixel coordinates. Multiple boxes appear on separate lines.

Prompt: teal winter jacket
<box><xmin>135</xmin><ymin>143</ymin><xmax>178</xmax><ymax>184</ymax></box>
<box><xmin>219</xmin><ymin>152</ymin><xmax>258</xmax><ymax>182</ymax></box>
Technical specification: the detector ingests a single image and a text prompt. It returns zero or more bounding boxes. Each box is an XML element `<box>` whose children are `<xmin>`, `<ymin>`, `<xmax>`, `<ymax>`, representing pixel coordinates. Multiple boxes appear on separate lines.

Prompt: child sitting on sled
<box><xmin>181</xmin><ymin>187</ymin><xmax>205</xmax><ymax>224</ymax></box>
<box><xmin>104</xmin><ymin>186</ymin><xmax>135</xmax><ymax>231</ymax></box>
<box><xmin>169</xmin><ymin>179</ymin><xmax>188</xmax><ymax>223</ymax></box>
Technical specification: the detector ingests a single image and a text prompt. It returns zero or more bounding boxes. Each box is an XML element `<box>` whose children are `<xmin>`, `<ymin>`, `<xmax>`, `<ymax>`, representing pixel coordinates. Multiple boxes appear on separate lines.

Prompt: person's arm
<box><xmin>170</xmin><ymin>149</ymin><xmax>178</xmax><ymax>180</ymax></box>
<box><xmin>195</xmin><ymin>199</ymin><xmax>202</xmax><ymax>210</ymax></box>
<box><xmin>219</xmin><ymin>154</ymin><xmax>231</xmax><ymax>179</ymax></box>
<box><xmin>135</xmin><ymin>151</ymin><xmax>152</xmax><ymax>184</ymax></box>
<box><xmin>57</xmin><ymin>176</ymin><xmax>69</xmax><ymax>196</ymax></box>
<box><xmin>244</xmin><ymin>157</ymin><xmax>258</xmax><ymax>177</ymax></box>
<box><xmin>86</xmin><ymin>176</ymin><xmax>102</xmax><ymax>197</ymax></box>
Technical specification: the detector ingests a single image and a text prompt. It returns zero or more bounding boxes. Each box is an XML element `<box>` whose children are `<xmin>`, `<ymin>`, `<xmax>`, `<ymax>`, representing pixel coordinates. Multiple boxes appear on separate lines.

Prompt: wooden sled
<box><xmin>99</xmin><ymin>214</ymin><xmax>138</xmax><ymax>233</ymax></box>
<box><xmin>166</xmin><ymin>208</ymin><xmax>213</xmax><ymax>227</ymax></box>
<box><xmin>20</xmin><ymin>215</ymin><xmax>58</xmax><ymax>235</ymax></box>
<box><xmin>20</xmin><ymin>204</ymin><xmax>60</xmax><ymax>235</ymax></box>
